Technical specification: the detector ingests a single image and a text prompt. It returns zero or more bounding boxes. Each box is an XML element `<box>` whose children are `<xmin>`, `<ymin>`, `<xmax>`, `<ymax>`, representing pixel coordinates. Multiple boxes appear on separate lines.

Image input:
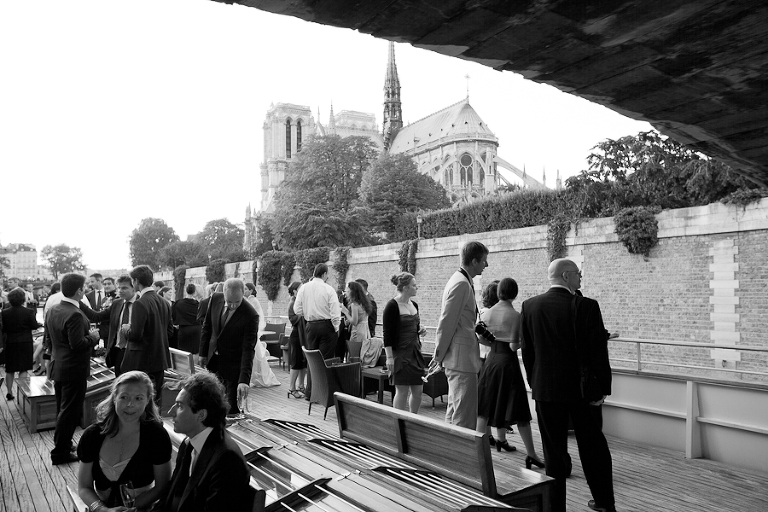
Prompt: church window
<box><xmin>297</xmin><ymin>120</ymin><xmax>302</xmax><ymax>153</ymax></box>
<box><xmin>285</xmin><ymin>119</ymin><xmax>292</xmax><ymax>158</ymax></box>
<box><xmin>460</xmin><ymin>153</ymin><xmax>473</xmax><ymax>187</ymax></box>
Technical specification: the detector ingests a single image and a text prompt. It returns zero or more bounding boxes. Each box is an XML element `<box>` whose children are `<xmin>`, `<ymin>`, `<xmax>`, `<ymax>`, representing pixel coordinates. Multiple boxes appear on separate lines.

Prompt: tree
<box><xmin>0</xmin><ymin>254</ymin><xmax>10</xmax><ymax>283</ymax></box>
<box><xmin>272</xmin><ymin>135</ymin><xmax>378</xmax><ymax>249</ymax></box>
<box><xmin>198</xmin><ymin>218</ymin><xmax>245</xmax><ymax>261</ymax></box>
<box><xmin>129</xmin><ymin>218</ymin><xmax>179</xmax><ymax>269</ymax></box>
<box><xmin>359</xmin><ymin>153</ymin><xmax>451</xmax><ymax>235</ymax></box>
<box><xmin>565</xmin><ymin>130</ymin><xmax>763</xmax><ymax>217</ymax></box>
<box><xmin>41</xmin><ymin>244</ymin><xmax>86</xmax><ymax>279</ymax></box>
<box><xmin>247</xmin><ymin>212</ymin><xmax>277</xmax><ymax>258</ymax></box>
<box><xmin>159</xmin><ymin>240</ymin><xmax>207</xmax><ymax>269</ymax></box>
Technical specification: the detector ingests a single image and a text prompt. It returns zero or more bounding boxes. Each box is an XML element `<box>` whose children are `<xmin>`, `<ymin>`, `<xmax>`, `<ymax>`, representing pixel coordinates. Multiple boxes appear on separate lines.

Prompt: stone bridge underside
<box><xmin>217</xmin><ymin>0</ymin><xmax>768</xmax><ymax>185</ymax></box>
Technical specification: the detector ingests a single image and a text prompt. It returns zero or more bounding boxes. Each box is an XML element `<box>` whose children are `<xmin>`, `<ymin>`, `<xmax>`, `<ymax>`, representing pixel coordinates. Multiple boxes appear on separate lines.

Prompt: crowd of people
<box><xmin>0</xmin><ymin>240</ymin><xmax>619</xmax><ymax>511</ymax></box>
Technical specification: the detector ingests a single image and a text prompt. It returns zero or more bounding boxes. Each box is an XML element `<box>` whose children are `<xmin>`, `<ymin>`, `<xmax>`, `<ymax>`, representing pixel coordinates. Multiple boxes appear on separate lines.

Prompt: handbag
<box><xmin>572</xmin><ymin>295</ymin><xmax>603</xmax><ymax>402</ymax></box>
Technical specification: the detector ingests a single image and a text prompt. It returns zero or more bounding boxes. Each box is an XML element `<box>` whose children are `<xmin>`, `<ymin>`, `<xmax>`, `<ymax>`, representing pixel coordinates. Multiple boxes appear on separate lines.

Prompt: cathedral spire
<box><xmin>382</xmin><ymin>41</ymin><xmax>403</xmax><ymax>151</ymax></box>
<box><xmin>329</xmin><ymin>102</ymin><xmax>336</xmax><ymax>134</ymax></box>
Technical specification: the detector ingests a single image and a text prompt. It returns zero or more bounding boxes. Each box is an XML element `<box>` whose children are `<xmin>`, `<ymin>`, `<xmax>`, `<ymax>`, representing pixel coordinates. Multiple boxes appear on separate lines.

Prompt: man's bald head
<box><xmin>548</xmin><ymin>258</ymin><xmax>582</xmax><ymax>292</ymax></box>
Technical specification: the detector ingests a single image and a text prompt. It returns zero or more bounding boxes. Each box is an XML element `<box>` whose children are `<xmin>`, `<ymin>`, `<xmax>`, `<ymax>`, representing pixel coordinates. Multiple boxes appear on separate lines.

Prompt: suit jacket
<box><xmin>81</xmin><ymin>298</ymin><xmax>131</xmax><ymax>351</ymax></box>
<box><xmin>45</xmin><ymin>301</ymin><xmax>98</xmax><ymax>382</ymax></box>
<box><xmin>1</xmin><ymin>305</ymin><xmax>41</xmax><ymax>344</ymax></box>
<box><xmin>433</xmin><ymin>270</ymin><xmax>481</xmax><ymax>373</ymax></box>
<box><xmin>200</xmin><ymin>293</ymin><xmax>258</xmax><ymax>384</ymax></box>
<box><xmin>86</xmin><ymin>289</ymin><xmax>110</xmax><ymax>340</ymax></box>
<box><xmin>123</xmin><ymin>289</ymin><xmax>173</xmax><ymax>374</ymax></box>
<box><xmin>520</xmin><ymin>287</ymin><xmax>612</xmax><ymax>402</ymax></box>
<box><xmin>161</xmin><ymin>428</ymin><xmax>251</xmax><ymax>512</ymax></box>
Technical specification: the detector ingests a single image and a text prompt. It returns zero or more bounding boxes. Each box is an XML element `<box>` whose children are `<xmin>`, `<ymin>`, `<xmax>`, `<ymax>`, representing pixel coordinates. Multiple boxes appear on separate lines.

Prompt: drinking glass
<box><xmin>119</xmin><ymin>480</ymin><xmax>136</xmax><ymax>508</ymax></box>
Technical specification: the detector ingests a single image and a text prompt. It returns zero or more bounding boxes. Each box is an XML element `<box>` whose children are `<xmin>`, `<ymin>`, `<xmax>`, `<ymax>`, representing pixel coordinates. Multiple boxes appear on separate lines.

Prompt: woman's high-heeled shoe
<box><xmin>496</xmin><ymin>440</ymin><xmax>516</xmax><ymax>452</ymax></box>
<box><xmin>287</xmin><ymin>390</ymin><xmax>305</xmax><ymax>399</ymax></box>
<box><xmin>525</xmin><ymin>456</ymin><xmax>545</xmax><ymax>469</ymax></box>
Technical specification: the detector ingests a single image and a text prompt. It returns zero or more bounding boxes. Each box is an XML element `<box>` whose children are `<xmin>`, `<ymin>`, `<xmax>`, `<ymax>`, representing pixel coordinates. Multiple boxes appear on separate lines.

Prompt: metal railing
<box><xmin>610</xmin><ymin>337</ymin><xmax>768</xmax><ymax>380</ymax></box>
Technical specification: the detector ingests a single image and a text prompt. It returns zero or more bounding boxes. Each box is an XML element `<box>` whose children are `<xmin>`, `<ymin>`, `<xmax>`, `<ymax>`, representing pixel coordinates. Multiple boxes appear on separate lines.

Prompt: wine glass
<box><xmin>119</xmin><ymin>480</ymin><xmax>136</xmax><ymax>508</ymax></box>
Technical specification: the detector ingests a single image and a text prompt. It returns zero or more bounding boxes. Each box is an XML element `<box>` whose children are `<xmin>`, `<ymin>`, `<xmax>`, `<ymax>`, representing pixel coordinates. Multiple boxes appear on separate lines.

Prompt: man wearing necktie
<box><xmin>85</xmin><ymin>273</ymin><xmax>110</xmax><ymax>342</ymax></box>
<box><xmin>80</xmin><ymin>274</ymin><xmax>136</xmax><ymax>375</ymax></box>
<box><xmin>161</xmin><ymin>372</ymin><xmax>251</xmax><ymax>512</ymax></box>
<box><xmin>199</xmin><ymin>278</ymin><xmax>258</xmax><ymax>415</ymax></box>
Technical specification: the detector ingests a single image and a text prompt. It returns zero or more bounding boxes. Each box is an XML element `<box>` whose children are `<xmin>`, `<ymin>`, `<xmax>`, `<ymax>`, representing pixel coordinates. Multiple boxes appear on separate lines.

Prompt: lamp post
<box><xmin>416</xmin><ymin>213</ymin><xmax>423</xmax><ymax>239</ymax></box>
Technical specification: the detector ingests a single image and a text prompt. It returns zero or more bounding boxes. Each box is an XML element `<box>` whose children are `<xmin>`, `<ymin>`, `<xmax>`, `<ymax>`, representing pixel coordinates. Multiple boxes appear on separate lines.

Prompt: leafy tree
<box><xmin>566</xmin><ymin>131</ymin><xmax>762</xmax><ymax>217</ymax></box>
<box><xmin>129</xmin><ymin>218</ymin><xmax>179</xmax><ymax>269</ymax></box>
<box><xmin>41</xmin><ymin>244</ymin><xmax>86</xmax><ymax>279</ymax></box>
<box><xmin>198</xmin><ymin>218</ymin><xmax>245</xmax><ymax>262</ymax></box>
<box><xmin>247</xmin><ymin>212</ymin><xmax>276</xmax><ymax>258</ymax></box>
<box><xmin>272</xmin><ymin>135</ymin><xmax>378</xmax><ymax>249</ymax></box>
<box><xmin>360</xmin><ymin>153</ymin><xmax>451</xmax><ymax>235</ymax></box>
<box><xmin>0</xmin><ymin>254</ymin><xmax>10</xmax><ymax>282</ymax></box>
<box><xmin>159</xmin><ymin>240</ymin><xmax>207</xmax><ymax>269</ymax></box>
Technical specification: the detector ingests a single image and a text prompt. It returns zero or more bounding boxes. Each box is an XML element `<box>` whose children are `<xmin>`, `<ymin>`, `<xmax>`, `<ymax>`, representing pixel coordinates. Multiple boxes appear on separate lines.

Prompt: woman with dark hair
<box><xmin>341</xmin><ymin>281</ymin><xmax>372</xmax><ymax>347</ymax></box>
<box><xmin>77</xmin><ymin>371</ymin><xmax>172</xmax><ymax>510</ymax></box>
<box><xmin>479</xmin><ymin>280</ymin><xmax>500</xmax><ymax>366</ymax></box>
<box><xmin>383</xmin><ymin>272</ymin><xmax>428</xmax><ymax>413</ymax></box>
<box><xmin>173</xmin><ymin>283</ymin><xmax>203</xmax><ymax>356</ymax></box>
<box><xmin>476</xmin><ymin>278</ymin><xmax>544</xmax><ymax>469</ymax></box>
<box><xmin>1</xmin><ymin>287</ymin><xmax>41</xmax><ymax>399</ymax></box>
<box><xmin>286</xmin><ymin>281</ymin><xmax>307</xmax><ymax>398</ymax></box>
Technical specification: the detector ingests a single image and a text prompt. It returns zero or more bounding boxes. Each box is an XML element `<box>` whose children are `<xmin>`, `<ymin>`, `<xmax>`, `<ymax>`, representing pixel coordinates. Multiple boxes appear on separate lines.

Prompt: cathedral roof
<box><xmin>388</xmin><ymin>99</ymin><xmax>497</xmax><ymax>154</ymax></box>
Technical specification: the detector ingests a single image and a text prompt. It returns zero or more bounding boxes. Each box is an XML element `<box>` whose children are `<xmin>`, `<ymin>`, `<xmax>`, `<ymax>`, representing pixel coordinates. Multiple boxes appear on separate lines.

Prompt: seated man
<box><xmin>158</xmin><ymin>371</ymin><xmax>252</xmax><ymax>512</ymax></box>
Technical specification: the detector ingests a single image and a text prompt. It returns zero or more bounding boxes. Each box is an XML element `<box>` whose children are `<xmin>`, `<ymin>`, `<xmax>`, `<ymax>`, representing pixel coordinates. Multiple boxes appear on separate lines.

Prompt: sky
<box><xmin>0</xmin><ymin>0</ymin><xmax>652</xmax><ymax>271</ymax></box>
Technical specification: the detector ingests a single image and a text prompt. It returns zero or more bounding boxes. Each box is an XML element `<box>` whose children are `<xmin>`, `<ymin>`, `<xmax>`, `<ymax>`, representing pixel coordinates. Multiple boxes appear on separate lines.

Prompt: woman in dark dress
<box><xmin>172</xmin><ymin>283</ymin><xmax>202</xmax><ymax>355</ymax></box>
<box><xmin>77</xmin><ymin>370</ymin><xmax>172</xmax><ymax>510</ymax></box>
<box><xmin>286</xmin><ymin>282</ymin><xmax>307</xmax><ymax>398</ymax></box>
<box><xmin>383</xmin><ymin>272</ymin><xmax>427</xmax><ymax>414</ymax></box>
<box><xmin>1</xmin><ymin>288</ymin><xmax>41</xmax><ymax>400</ymax></box>
<box><xmin>476</xmin><ymin>278</ymin><xmax>544</xmax><ymax>469</ymax></box>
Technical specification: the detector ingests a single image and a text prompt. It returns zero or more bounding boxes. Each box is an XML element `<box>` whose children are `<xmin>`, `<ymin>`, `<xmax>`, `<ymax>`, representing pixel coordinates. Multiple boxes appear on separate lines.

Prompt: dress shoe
<box><xmin>52</xmin><ymin>453</ymin><xmax>80</xmax><ymax>466</ymax></box>
<box><xmin>6</xmin><ymin>393</ymin><xmax>14</xmax><ymax>401</ymax></box>
<box><xmin>488</xmin><ymin>435</ymin><xmax>496</xmax><ymax>447</ymax></box>
<box><xmin>588</xmin><ymin>500</ymin><xmax>617</xmax><ymax>512</ymax></box>
<box><xmin>525</xmin><ymin>455</ymin><xmax>545</xmax><ymax>469</ymax></box>
<box><xmin>495</xmin><ymin>440</ymin><xmax>516</xmax><ymax>452</ymax></box>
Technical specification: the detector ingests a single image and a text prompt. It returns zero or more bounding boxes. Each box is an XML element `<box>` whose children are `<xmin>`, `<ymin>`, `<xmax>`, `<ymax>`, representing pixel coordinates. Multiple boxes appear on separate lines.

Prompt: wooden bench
<box><xmin>334</xmin><ymin>393</ymin><xmax>554</xmax><ymax>512</ymax></box>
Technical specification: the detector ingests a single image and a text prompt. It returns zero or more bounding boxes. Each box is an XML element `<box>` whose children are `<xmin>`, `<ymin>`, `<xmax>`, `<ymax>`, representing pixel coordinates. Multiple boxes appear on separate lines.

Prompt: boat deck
<box><xmin>1</xmin><ymin>364</ymin><xmax>766</xmax><ymax>512</ymax></box>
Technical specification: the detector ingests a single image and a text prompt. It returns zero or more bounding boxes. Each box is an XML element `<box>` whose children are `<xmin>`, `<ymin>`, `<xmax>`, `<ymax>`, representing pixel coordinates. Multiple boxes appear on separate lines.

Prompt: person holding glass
<box><xmin>383</xmin><ymin>272</ymin><xmax>427</xmax><ymax>413</ymax></box>
<box><xmin>77</xmin><ymin>371</ymin><xmax>172</xmax><ymax>511</ymax></box>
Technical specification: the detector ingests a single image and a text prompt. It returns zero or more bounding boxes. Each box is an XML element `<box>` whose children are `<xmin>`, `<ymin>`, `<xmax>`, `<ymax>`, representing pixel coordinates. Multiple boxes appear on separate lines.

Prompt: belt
<box><xmin>307</xmin><ymin>319</ymin><xmax>332</xmax><ymax>323</ymax></box>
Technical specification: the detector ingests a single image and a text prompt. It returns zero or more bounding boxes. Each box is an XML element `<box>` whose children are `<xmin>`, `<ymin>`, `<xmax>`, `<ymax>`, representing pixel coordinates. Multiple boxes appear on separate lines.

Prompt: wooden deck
<box><xmin>2</xmin><ymin>364</ymin><xmax>767</xmax><ymax>512</ymax></box>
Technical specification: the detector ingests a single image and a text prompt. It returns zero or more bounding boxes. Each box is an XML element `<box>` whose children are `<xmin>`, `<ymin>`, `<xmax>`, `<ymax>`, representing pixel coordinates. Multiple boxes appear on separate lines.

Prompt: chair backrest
<box><xmin>304</xmin><ymin>349</ymin><xmax>332</xmax><ymax>406</ymax></box>
<box><xmin>262</xmin><ymin>322</ymin><xmax>286</xmax><ymax>342</ymax></box>
<box><xmin>347</xmin><ymin>339</ymin><xmax>362</xmax><ymax>359</ymax></box>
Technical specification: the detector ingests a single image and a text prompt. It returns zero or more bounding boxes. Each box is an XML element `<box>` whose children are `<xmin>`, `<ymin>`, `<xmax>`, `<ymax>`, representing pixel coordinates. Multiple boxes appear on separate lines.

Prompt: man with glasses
<box><xmin>521</xmin><ymin>258</ymin><xmax>617</xmax><ymax>512</ymax></box>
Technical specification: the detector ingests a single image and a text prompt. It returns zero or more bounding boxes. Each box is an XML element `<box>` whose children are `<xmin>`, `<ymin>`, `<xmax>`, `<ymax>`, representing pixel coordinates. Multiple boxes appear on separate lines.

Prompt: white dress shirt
<box><xmin>187</xmin><ymin>426</ymin><xmax>213</xmax><ymax>475</ymax></box>
<box><xmin>293</xmin><ymin>277</ymin><xmax>341</xmax><ymax>331</ymax></box>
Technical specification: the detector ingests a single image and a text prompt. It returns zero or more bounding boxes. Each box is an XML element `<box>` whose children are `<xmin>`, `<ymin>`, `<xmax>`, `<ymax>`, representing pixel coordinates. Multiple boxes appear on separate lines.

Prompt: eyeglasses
<box><xmin>563</xmin><ymin>270</ymin><xmax>582</xmax><ymax>278</ymax></box>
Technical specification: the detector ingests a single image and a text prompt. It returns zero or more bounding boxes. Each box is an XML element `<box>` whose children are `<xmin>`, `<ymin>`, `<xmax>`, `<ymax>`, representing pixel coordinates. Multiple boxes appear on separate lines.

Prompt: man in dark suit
<box><xmin>199</xmin><ymin>278</ymin><xmax>258</xmax><ymax>415</ymax></box>
<box><xmin>85</xmin><ymin>273</ymin><xmax>110</xmax><ymax>342</ymax></box>
<box><xmin>121</xmin><ymin>265</ymin><xmax>173</xmax><ymax>408</ymax></box>
<box><xmin>81</xmin><ymin>274</ymin><xmax>136</xmax><ymax>375</ymax></box>
<box><xmin>46</xmin><ymin>272</ymin><xmax>100</xmax><ymax>465</ymax></box>
<box><xmin>521</xmin><ymin>258</ymin><xmax>617</xmax><ymax>512</ymax></box>
<box><xmin>160</xmin><ymin>371</ymin><xmax>251</xmax><ymax>512</ymax></box>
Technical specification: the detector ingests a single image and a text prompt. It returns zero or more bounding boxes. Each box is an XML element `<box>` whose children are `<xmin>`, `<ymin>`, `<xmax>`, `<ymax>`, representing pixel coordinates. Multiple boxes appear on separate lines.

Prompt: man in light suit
<box><xmin>521</xmin><ymin>258</ymin><xmax>617</xmax><ymax>512</ymax></box>
<box><xmin>432</xmin><ymin>241</ymin><xmax>489</xmax><ymax>429</ymax></box>
<box><xmin>199</xmin><ymin>278</ymin><xmax>258</xmax><ymax>415</ymax></box>
<box><xmin>160</xmin><ymin>371</ymin><xmax>252</xmax><ymax>512</ymax></box>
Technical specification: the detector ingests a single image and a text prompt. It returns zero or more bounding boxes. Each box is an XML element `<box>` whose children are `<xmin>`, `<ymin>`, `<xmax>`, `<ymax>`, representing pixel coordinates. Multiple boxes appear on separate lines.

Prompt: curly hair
<box><xmin>182</xmin><ymin>371</ymin><xmax>229</xmax><ymax>429</ymax></box>
<box><xmin>390</xmin><ymin>272</ymin><xmax>414</xmax><ymax>292</ymax></box>
<box><xmin>95</xmin><ymin>371</ymin><xmax>161</xmax><ymax>437</ymax></box>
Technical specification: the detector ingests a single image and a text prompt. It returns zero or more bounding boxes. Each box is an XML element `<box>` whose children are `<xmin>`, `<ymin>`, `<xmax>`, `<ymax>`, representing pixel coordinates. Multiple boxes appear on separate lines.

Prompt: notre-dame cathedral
<box><xmin>244</xmin><ymin>42</ymin><xmax>553</xmax><ymax>250</ymax></box>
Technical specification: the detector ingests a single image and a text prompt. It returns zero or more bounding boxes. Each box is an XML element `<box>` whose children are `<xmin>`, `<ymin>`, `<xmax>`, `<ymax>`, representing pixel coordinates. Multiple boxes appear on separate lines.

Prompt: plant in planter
<box><xmin>614</xmin><ymin>206</ymin><xmax>659</xmax><ymax>257</ymax></box>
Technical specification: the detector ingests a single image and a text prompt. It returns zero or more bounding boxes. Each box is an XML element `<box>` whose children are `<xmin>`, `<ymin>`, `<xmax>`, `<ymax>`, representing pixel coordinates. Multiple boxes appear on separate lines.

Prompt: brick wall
<box><xmin>157</xmin><ymin>199</ymin><xmax>768</xmax><ymax>383</ymax></box>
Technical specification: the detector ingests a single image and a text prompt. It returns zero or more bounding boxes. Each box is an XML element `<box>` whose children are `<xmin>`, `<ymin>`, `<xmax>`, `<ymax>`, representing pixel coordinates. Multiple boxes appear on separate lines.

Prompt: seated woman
<box><xmin>78</xmin><ymin>371</ymin><xmax>172</xmax><ymax>511</ymax></box>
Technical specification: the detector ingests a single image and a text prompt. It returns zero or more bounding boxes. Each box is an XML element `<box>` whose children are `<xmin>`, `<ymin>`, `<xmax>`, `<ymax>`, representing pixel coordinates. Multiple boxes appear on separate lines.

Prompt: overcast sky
<box><xmin>0</xmin><ymin>0</ymin><xmax>651</xmax><ymax>271</ymax></box>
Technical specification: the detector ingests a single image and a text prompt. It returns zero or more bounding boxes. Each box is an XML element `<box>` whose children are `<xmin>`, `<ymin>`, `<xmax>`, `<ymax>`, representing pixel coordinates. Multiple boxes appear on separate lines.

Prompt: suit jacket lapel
<box><xmin>179</xmin><ymin>429</ymin><xmax>223</xmax><ymax>507</ymax></box>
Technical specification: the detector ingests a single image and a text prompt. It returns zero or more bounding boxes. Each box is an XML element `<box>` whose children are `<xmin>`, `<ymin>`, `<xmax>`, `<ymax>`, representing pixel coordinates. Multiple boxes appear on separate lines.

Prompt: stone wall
<box><xmin>157</xmin><ymin>199</ymin><xmax>768</xmax><ymax>383</ymax></box>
